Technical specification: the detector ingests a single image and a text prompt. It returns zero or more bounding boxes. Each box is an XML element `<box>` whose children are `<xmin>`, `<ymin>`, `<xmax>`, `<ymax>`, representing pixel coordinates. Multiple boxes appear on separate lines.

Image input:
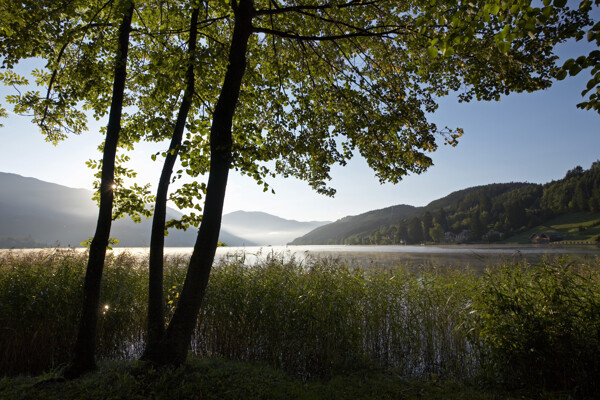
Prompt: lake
<box><xmin>108</xmin><ymin>244</ymin><xmax>600</xmax><ymax>270</ymax></box>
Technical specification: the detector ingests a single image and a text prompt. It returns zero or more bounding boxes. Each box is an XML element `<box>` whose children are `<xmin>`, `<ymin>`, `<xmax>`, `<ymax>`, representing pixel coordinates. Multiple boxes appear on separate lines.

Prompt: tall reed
<box><xmin>192</xmin><ymin>255</ymin><xmax>479</xmax><ymax>379</ymax></box>
<box><xmin>1</xmin><ymin>249</ymin><xmax>599</xmax><ymax>394</ymax></box>
<box><xmin>0</xmin><ymin>250</ymin><xmax>149</xmax><ymax>375</ymax></box>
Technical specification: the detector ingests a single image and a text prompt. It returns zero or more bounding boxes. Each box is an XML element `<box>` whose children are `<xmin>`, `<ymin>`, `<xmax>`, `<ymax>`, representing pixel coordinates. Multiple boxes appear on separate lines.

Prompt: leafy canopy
<box><xmin>0</xmin><ymin>0</ymin><xmax>594</xmax><ymax>215</ymax></box>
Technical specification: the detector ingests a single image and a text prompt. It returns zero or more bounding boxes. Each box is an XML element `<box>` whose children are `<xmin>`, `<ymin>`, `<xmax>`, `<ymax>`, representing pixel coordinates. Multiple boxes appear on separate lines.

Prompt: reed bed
<box><xmin>194</xmin><ymin>255</ymin><xmax>480</xmax><ymax>380</ymax></box>
<box><xmin>1</xmin><ymin>249</ymin><xmax>599</xmax><ymax>394</ymax></box>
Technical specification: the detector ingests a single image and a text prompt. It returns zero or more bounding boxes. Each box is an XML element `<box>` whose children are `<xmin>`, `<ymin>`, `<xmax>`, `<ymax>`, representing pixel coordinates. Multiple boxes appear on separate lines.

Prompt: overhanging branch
<box><xmin>255</xmin><ymin>0</ymin><xmax>382</xmax><ymax>16</ymax></box>
<box><xmin>253</xmin><ymin>26</ymin><xmax>402</xmax><ymax>41</ymax></box>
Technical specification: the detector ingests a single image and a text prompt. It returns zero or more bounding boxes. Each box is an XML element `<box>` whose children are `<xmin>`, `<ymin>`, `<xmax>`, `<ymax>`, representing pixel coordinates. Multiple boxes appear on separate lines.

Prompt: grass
<box><xmin>507</xmin><ymin>212</ymin><xmax>600</xmax><ymax>243</ymax></box>
<box><xmin>1</xmin><ymin>250</ymin><xmax>599</xmax><ymax>398</ymax></box>
<box><xmin>0</xmin><ymin>357</ymin><xmax>574</xmax><ymax>400</ymax></box>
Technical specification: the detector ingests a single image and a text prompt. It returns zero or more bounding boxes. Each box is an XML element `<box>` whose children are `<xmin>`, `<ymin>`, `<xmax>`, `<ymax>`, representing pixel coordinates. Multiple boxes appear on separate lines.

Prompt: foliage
<box><xmin>555</xmin><ymin>0</ymin><xmax>600</xmax><ymax>113</ymax></box>
<box><xmin>0</xmin><ymin>358</ymin><xmax>539</xmax><ymax>400</ymax></box>
<box><xmin>541</xmin><ymin>161</ymin><xmax>600</xmax><ymax>213</ymax></box>
<box><xmin>0</xmin><ymin>250</ymin><xmax>147</xmax><ymax>375</ymax></box>
<box><xmin>508</xmin><ymin>212</ymin><xmax>600</xmax><ymax>243</ymax></box>
<box><xmin>474</xmin><ymin>260</ymin><xmax>600</xmax><ymax>395</ymax></box>
<box><xmin>2</xmin><ymin>250</ymin><xmax>599</xmax><ymax>395</ymax></box>
<box><xmin>2</xmin><ymin>0</ymin><xmax>594</xmax><ymax>208</ymax></box>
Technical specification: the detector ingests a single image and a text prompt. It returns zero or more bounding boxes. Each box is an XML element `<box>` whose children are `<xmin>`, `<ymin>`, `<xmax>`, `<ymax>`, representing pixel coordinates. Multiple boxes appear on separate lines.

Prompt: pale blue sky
<box><xmin>1</xmin><ymin>40</ymin><xmax>599</xmax><ymax>222</ymax></box>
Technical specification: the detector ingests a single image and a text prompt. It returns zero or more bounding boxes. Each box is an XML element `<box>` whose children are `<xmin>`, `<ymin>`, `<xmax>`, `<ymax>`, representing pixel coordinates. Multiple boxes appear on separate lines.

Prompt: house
<box><xmin>444</xmin><ymin>231</ymin><xmax>456</xmax><ymax>242</ymax></box>
<box><xmin>444</xmin><ymin>229</ymin><xmax>471</xmax><ymax>243</ymax></box>
<box><xmin>455</xmin><ymin>229</ymin><xmax>470</xmax><ymax>242</ymax></box>
<box><xmin>530</xmin><ymin>232</ymin><xmax>564</xmax><ymax>243</ymax></box>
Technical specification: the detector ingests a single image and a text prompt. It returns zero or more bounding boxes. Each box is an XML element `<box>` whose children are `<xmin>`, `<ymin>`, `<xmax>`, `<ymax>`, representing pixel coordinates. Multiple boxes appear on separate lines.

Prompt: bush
<box><xmin>473</xmin><ymin>260</ymin><xmax>600</xmax><ymax>395</ymax></box>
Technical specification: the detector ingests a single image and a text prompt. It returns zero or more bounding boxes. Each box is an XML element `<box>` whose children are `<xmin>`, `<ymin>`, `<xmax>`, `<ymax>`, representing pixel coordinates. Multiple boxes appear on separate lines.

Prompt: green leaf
<box><xmin>498</xmin><ymin>41</ymin><xmax>511</xmax><ymax>53</ymax></box>
<box><xmin>427</xmin><ymin>46</ymin><xmax>438</xmax><ymax>58</ymax></box>
<box><xmin>555</xmin><ymin>69</ymin><xmax>568</xmax><ymax>80</ymax></box>
<box><xmin>442</xmin><ymin>46</ymin><xmax>455</xmax><ymax>57</ymax></box>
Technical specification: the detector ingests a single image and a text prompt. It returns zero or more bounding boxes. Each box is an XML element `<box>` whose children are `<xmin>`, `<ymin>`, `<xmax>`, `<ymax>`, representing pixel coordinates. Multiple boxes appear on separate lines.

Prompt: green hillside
<box><xmin>290</xmin><ymin>204</ymin><xmax>418</xmax><ymax>245</ymax></box>
<box><xmin>291</xmin><ymin>162</ymin><xmax>600</xmax><ymax>245</ymax></box>
<box><xmin>507</xmin><ymin>212</ymin><xmax>600</xmax><ymax>244</ymax></box>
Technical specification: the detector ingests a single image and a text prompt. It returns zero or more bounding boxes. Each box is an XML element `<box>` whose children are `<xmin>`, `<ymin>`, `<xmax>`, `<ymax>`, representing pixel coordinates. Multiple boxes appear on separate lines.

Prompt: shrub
<box><xmin>473</xmin><ymin>260</ymin><xmax>600</xmax><ymax>395</ymax></box>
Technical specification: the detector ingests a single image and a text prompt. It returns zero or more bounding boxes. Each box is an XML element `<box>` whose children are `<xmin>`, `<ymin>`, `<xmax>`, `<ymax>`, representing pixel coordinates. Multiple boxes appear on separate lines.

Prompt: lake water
<box><xmin>4</xmin><ymin>244</ymin><xmax>598</xmax><ymax>270</ymax></box>
<box><xmin>109</xmin><ymin>244</ymin><xmax>600</xmax><ymax>270</ymax></box>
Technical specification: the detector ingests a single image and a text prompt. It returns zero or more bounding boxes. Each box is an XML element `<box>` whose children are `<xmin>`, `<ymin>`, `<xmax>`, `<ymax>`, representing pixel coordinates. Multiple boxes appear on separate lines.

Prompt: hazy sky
<box><xmin>1</xmin><ymin>39</ymin><xmax>599</xmax><ymax>222</ymax></box>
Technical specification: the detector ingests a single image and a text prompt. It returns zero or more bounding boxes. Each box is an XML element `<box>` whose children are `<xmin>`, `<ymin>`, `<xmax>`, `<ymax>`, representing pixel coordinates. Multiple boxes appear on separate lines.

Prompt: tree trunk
<box><xmin>142</xmin><ymin>6</ymin><xmax>200</xmax><ymax>361</ymax></box>
<box><xmin>144</xmin><ymin>0</ymin><xmax>254</xmax><ymax>366</ymax></box>
<box><xmin>65</xmin><ymin>1</ymin><xmax>134</xmax><ymax>379</ymax></box>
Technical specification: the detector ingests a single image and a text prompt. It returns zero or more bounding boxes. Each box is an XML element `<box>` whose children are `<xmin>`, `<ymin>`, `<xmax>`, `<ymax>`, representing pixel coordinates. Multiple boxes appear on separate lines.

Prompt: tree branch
<box><xmin>255</xmin><ymin>0</ymin><xmax>381</xmax><ymax>16</ymax></box>
<box><xmin>253</xmin><ymin>26</ymin><xmax>402</xmax><ymax>41</ymax></box>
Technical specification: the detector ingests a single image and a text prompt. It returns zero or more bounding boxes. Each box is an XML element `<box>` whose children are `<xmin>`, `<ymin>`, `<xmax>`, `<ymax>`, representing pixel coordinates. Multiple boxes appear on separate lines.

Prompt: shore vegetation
<box><xmin>1</xmin><ymin>250</ymin><xmax>599</xmax><ymax>398</ymax></box>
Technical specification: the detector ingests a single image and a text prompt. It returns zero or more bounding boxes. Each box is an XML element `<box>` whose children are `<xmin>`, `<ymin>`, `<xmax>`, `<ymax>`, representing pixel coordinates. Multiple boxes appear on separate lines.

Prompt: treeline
<box><xmin>541</xmin><ymin>162</ymin><xmax>600</xmax><ymax>213</ymax></box>
<box><xmin>332</xmin><ymin>162</ymin><xmax>600</xmax><ymax>245</ymax></box>
<box><xmin>0</xmin><ymin>236</ymin><xmax>49</xmax><ymax>249</ymax></box>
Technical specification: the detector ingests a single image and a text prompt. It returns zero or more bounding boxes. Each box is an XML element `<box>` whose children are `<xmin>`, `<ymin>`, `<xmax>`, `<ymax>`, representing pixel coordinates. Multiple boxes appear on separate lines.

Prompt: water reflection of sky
<box><xmin>153</xmin><ymin>244</ymin><xmax>600</xmax><ymax>270</ymax></box>
<box><xmin>7</xmin><ymin>245</ymin><xmax>595</xmax><ymax>271</ymax></box>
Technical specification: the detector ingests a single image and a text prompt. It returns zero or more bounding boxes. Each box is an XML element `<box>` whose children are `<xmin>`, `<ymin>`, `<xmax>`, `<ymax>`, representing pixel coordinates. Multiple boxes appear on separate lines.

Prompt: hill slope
<box><xmin>291</xmin><ymin>163</ymin><xmax>600</xmax><ymax>245</ymax></box>
<box><xmin>0</xmin><ymin>172</ymin><xmax>252</xmax><ymax>247</ymax></box>
<box><xmin>290</xmin><ymin>204</ymin><xmax>418</xmax><ymax>245</ymax></box>
<box><xmin>221</xmin><ymin>211</ymin><xmax>329</xmax><ymax>246</ymax></box>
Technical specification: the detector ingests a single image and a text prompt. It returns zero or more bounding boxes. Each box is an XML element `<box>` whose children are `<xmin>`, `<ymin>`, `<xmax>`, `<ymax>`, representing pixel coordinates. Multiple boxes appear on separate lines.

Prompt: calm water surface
<box><xmin>115</xmin><ymin>244</ymin><xmax>600</xmax><ymax>270</ymax></box>
<box><xmin>4</xmin><ymin>244</ymin><xmax>599</xmax><ymax>269</ymax></box>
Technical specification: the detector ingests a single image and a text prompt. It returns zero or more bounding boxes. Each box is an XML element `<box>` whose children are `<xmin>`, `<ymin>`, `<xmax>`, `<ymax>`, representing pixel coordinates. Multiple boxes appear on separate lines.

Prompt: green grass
<box><xmin>506</xmin><ymin>212</ymin><xmax>600</xmax><ymax>243</ymax></box>
<box><xmin>0</xmin><ymin>357</ymin><xmax>575</xmax><ymax>400</ymax></box>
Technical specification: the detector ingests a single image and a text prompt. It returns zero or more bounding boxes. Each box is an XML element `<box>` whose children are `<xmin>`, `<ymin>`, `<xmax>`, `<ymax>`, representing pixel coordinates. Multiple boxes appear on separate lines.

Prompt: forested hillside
<box><xmin>292</xmin><ymin>162</ymin><xmax>600</xmax><ymax>245</ymax></box>
<box><xmin>289</xmin><ymin>204</ymin><xmax>418</xmax><ymax>245</ymax></box>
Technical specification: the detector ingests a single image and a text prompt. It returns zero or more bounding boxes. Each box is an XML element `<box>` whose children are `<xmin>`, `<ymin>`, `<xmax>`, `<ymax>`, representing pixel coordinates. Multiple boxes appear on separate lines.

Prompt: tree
<box><xmin>480</xmin><ymin>193</ymin><xmax>492</xmax><ymax>213</ymax></box>
<box><xmin>566</xmin><ymin>165</ymin><xmax>585</xmax><ymax>179</ymax></box>
<box><xmin>3</xmin><ymin>0</ymin><xmax>594</xmax><ymax>369</ymax></box>
<box><xmin>469</xmin><ymin>211</ymin><xmax>485</xmax><ymax>241</ymax></box>
<box><xmin>434</xmin><ymin>208</ymin><xmax>449</xmax><ymax>232</ymax></box>
<box><xmin>142</xmin><ymin>3</ymin><xmax>201</xmax><ymax>361</ymax></box>
<box><xmin>396</xmin><ymin>220</ymin><xmax>408</xmax><ymax>244</ymax></box>
<box><xmin>0</xmin><ymin>0</ymin><xmax>167</xmax><ymax>376</ymax></box>
<box><xmin>554</xmin><ymin>0</ymin><xmax>600</xmax><ymax>113</ymax></box>
<box><xmin>408</xmin><ymin>217</ymin><xmax>424</xmax><ymax>244</ymax></box>
<box><xmin>422</xmin><ymin>211</ymin><xmax>433</xmax><ymax>242</ymax></box>
<box><xmin>1</xmin><ymin>0</ymin><xmax>144</xmax><ymax>376</ymax></box>
<box><xmin>505</xmin><ymin>200</ymin><xmax>527</xmax><ymax>230</ymax></box>
<box><xmin>429</xmin><ymin>223</ymin><xmax>445</xmax><ymax>242</ymax></box>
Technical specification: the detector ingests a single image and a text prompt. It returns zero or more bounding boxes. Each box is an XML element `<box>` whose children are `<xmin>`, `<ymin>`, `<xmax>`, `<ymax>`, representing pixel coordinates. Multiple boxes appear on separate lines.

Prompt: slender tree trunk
<box><xmin>145</xmin><ymin>0</ymin><xmax>254</xmax><ymax>366</ymax></box>
<box><xmin>65</xmin><ymin>2</ymin><xmax>134</xmax><ymax>379</ymax></box>
<box><xmin>142</xmin><ymin>6</ymin><xmax>200</xmax><ymax>361</ymax></box>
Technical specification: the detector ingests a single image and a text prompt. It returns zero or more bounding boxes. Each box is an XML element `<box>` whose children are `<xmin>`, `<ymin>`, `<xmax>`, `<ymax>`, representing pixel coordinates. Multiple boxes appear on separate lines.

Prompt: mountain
<box><xmin>221</xmin><ymin>211</ymin><xmax>329</xmax><ymax>246</ymax></box>
<box><xmin>291</xmin><ymin>163</ymin><xmax>600</xmax><ymax>245</ymax></box>
<box><xmin>290</xmin><ymin>183</ymin><xmax>539</xmax><ymax>245</ymax></box>
<box><xmin>0</xmin><ymin>172</ymin><xmax>252</xmax><ymax>247</ymax></box>
<box><xmin>290</xmin><ymin>204</ymin><xmax>418</xmax><ymax>245</ymax></box>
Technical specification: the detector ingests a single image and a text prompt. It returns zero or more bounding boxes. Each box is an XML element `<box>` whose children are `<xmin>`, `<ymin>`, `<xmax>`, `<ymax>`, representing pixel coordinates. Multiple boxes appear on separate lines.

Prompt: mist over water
<box><xmin>107</xmin><ymin>244</ymin><xmax>600</xmax><ymax>270</ymax></box>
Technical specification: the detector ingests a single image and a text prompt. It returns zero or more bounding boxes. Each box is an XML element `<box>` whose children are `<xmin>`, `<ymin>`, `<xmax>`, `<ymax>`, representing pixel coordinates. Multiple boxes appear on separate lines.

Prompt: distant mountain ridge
<box><xmin>290</xmin><ymin>182</ymin><xmax>537</xmax><ymax>245</ymax></box>
<box><xmin>291</xmin><ymin>163</ymin><xmax>600</xmax><ymax>245</ymax></box>
<box><xmin>289</xmin><ymin>204</ymin><xmax>419</xmax><ymax>245</ymax></box>
<box><xmin>221</xmin><ymin>211</ymin><xmax>329</xmax><ymax>246</ymax></box>
<box><xmin>0</xmin><ymin>172</ymin><xmax>323</xmax><ymax>247</ymax></box>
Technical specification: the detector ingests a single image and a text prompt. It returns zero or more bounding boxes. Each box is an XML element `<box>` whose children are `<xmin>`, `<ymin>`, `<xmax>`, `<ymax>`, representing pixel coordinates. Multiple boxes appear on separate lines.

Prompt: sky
<box><xmin>1</xmin><ymin>40</ymin><xmax>599</xmax><ymax>223</ymax></box>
